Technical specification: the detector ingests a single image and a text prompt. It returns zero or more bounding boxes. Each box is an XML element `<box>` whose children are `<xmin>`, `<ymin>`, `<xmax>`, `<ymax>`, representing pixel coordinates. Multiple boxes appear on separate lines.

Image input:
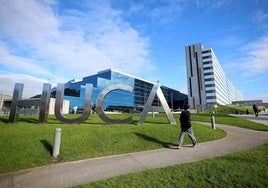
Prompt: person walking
<box><xmin>253</xmin><ymin>104</ymin><xmax>258</xmax><ymax>117</ymax></box>
<box><xmin>177</xmin><ymin>104</ymin><xmax>197</xmax><ymax>149</ymax></box>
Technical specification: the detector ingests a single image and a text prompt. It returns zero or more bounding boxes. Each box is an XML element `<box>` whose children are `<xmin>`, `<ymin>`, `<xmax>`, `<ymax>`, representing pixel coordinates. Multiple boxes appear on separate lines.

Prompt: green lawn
<box><xmin>0</xmin><ymin>113</ymin><xmax>225</xmax><ymax>173</ymax></box>
<box><xmin>0</xmin><ymin>112</ymin><xmax>267</xmax><ymax>176</ymax></box>
<box><xmin>192</xmin><ymin>114</ymin><xmax>268</xmax><ymax>131</ymax></box>
<box><xmin>78</xmin><ymin>144</ymin><xmax>268</xmax><ymax>188</ymax></box>
<box><xmin>73</xmin><ymin>113</ymin><xmax>268</xmax><ymax>188</ymax></box>
<box><xmin>204</xmin><ymin>104</ymin><xmax>266</xmax><ymax>115</ymax></box>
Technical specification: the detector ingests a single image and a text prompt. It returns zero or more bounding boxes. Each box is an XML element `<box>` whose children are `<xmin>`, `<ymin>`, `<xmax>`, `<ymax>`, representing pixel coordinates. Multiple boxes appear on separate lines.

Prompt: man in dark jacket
<box><xmin>177</xmin><ymin>104</ymin><xmax>197</xmax><ymax>149</ymax></box>
<box><xmin>253</xmin><ymin>104</ymin><xmax>258</xmax><ymax>117</ymax></box>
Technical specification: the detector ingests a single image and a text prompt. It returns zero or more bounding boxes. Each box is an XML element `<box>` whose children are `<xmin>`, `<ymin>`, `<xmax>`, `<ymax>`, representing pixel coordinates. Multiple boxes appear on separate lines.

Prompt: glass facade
<box><xmin>53</xmin><ymin>69</ymin><xmax>188</xmax><ymax>113</ymax></box>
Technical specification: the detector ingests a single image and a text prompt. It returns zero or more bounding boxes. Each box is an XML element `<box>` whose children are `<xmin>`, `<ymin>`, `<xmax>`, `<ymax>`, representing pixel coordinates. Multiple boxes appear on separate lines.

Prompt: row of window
<box><xmin>202</xmin><ymin>49</ymin><xmax>211</xmax><ymax>54</ymax></box>
<box><xmin>205</xmin><ymin>78</ymin><xmax>215</xmax><ymax>82</ymax></box>
<box><xmin>203</xmin><ymin>61</ymin><xmax>212</xmax><ymax>65</ymax></box>
<box><xmin>203</xmin><ymin>66</ymin><xmax>213</xmax><ymax>71</ymax></box>
<box><xmin>205</xmin><ymin>83</ymin><xmax>215</xmax><ymax>87</ymax></box>
<box><xmin>206</xmin><ymin>90</ymin><xmax>216</xmax><ymax>93</ymax></box>
<box><xmin>203</xmin><ymin>55</ymin><xmax>212</xmax><ymax>59</ymax></box>
<box><xmin>206</xmin><ymin>96</ymin><xmax>216</xmax><ymax>100</ymax></box>
<box><xmin>204</xmin><ymin>72</ymin><xmax>214</xmax><ymax>76</ymax></box>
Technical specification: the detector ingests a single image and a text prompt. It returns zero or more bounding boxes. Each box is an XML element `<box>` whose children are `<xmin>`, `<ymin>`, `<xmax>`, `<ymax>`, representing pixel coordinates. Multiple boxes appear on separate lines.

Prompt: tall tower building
<box><xmin>185</xmin><ymin>43</ymin><xmax>243</xmax><ymax>112</ymax></box>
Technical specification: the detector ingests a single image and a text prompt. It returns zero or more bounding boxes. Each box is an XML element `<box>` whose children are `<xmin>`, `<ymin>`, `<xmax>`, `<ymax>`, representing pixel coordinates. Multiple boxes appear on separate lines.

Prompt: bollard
<box><xmin>53</xmin><ymin>128</ymin><xmax>62</xmax><ymax>158</ymax></box>
<box><xmin>211</xmin><ymin>111</ymin><xmax>216</xmax><ymax>130</ymax></box>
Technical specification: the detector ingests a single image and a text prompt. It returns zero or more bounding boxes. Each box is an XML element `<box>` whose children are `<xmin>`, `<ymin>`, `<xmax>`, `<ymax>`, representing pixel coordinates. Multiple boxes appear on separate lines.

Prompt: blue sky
<box><xmin>0</xmin><ymin>0</ymin><xmax>268</xmax><ymax>102</ymax></box>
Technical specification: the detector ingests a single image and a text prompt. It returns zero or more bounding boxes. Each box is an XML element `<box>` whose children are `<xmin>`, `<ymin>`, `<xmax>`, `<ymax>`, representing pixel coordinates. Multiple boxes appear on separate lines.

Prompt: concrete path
<box><xmin>0</xmin><ymin>123</ymin><xmax>268</xmax><ymax>188</ymax></box>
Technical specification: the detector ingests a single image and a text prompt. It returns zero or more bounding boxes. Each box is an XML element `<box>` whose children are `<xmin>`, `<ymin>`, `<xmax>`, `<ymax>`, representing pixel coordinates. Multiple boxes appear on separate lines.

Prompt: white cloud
<box><xmin>223</xmin><ymin>35</ymin><xmax>268</xmax><ymax>78</ymax></box>
<box><xmin>240</xmin><ymin>36</ymin><xmax>268</xmax><ymax>75</ymax></box>
<box><xmin>194</xmin><ymin>0</ymin><xmax>229</xmax><ymax>9</ymax></box>
<box><xmin>0</xmin><ymin>43</ymin><xmax>54</xmax><ymax>77</ymax></box>
<box><xmin>124</xmin><ymin>0</ymin><xmax>186</xmax><ymax>26</ymax></box>
<box><xmin>218</xmin><ymin>35</ymin><xmax>244</xmax><ymax>48</ymax></box>
<box><xmin>253</xmin><ymin>10</ymin><xmax>268</xmax><ymax>31</ymax></box>
<box><xmin>0</xmin><ymin>73</ymin><xmax>49</xmax><ymax>97</ymax></box>
<box><xmin>0</xmin><ymin>0</ymin><xmax>154</xmax><ymax>97</ymax></box>
<box><xmin>0</xmin><ymin>0</ymin><xmax>59</xmax><ymax>48</ymax></box>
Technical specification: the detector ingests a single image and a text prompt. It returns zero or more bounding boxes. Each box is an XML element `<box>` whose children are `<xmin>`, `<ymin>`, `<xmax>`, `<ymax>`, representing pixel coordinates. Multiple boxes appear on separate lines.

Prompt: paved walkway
<box><xmin>1</xmin><ymin>122</ymin><xmax>268</xmax><ymax>188</ymax></box>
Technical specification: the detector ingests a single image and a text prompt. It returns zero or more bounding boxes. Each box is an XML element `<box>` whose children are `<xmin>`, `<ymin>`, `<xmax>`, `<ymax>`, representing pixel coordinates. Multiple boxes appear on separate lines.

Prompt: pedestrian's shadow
<box><xmin>134</xmin><ymin>132</ymin><xmax>176</xmax><ymax>148</ymax></box>
<box><xmin>40</xmin><ymin>140</ymin><xmax>53</xmax><ymax>156</ymax></box>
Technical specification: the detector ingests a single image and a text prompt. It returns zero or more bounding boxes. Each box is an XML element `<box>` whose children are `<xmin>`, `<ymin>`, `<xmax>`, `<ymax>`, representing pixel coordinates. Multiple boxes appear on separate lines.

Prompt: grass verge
<box><xmin>0</xmin><ymin>114</ymin><xmax>225</xmax><ymax>173</ymax></box>
<box><xmin>76</xmin><ymin>144</ymin><xmax>268</xmax><ymax>188</ymax></box>
<box><xmin>192</xmin><ymin>114</ymin><xmax>268</xmax><ymax>131</ymax></box>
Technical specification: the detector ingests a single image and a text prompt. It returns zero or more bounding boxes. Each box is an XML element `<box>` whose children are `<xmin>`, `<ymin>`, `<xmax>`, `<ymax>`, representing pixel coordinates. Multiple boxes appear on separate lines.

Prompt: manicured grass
<box><xmin>0</xmin><ymin>114</ymin><xmax>225</xmax><ymax>173</ymax></box>
<box><xmin>76</xmin><ymin>144</ymin><xmax>268</xmax><ymax>188</ymax></box>
<box><xmin>191</xmin><ymin>114</ymin><xmax>268</xmax><ymax>131</ymax></box>
<box><xmin>204</xmin><ymin>104</ymin><xmax>266</xmax><ymax>115</ymax></box>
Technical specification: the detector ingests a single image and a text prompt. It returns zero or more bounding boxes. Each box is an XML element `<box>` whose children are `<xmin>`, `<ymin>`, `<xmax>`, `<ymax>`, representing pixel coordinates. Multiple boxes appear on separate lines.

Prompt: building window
<box><xmin>205</xmin><ymin>84</ymin><xmax>215</xmax><ymax>87</ymax></box>
<box><xmin>206</xmin><ymin>90</ymin><xmax>216</xmax><ymax>93</ymax></box>
<box><xmin>204</xmin><ymin>72</ymin><xmax>214</xmax><ymax>76</ymax></box>
<box><xmin>203</xmin><ymin>61</ymin><xmax>212</xmax><ymax>65</ymax></box>
<box><xmin>203</xmin><ymin>55</ymin><xmax>212</xmax><ymax>59</ymax></box>
<box><xmin>205</xmin><ymin>78</ymin><xmax>214</xmax><ymax>81</ymax></box>
<box><xmin>202</xmin><ymin>50</ymin><xmax>211</xmax><ymax>54</ymax></box>
<box><xmin>206</xmin><ymin>96</ymin><xmax>216</xmax><ymax>99</ymax></box>
<box><xmin>203</xmin><ymin>66</ymin><xmax>212</xmax><ymax>70</ymax></box>
<box><xmin>189</xmin><ymin>78</ymin><xmax>192</xmax><ymax>97</ymax></box>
